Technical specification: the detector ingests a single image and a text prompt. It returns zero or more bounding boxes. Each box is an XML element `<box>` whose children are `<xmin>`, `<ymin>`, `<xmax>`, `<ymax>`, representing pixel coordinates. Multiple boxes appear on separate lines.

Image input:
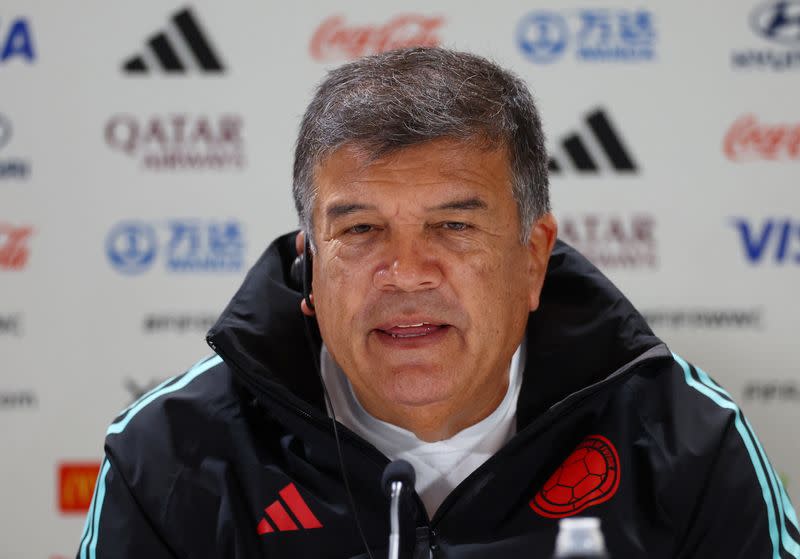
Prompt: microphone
<box><xmin>381</xmin><ymin>460</ymin><xmax>416</xmax><ymax>559</ymax></box>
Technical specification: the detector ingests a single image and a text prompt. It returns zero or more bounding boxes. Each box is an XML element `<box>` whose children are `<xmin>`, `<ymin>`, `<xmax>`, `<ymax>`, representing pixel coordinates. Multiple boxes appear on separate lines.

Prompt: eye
<box><xmin>441</xmin><ymin>222</ymin><xmax>469</xmax><ymax>232</ymax></box>
<box><xmin>347</xmin><ymin>224</ymin><xmax>373</xmax><ymax>234</ymax></box>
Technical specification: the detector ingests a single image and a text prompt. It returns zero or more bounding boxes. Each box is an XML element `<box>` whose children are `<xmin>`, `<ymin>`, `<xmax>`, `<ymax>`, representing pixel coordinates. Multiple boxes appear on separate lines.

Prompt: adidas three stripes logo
<box><xmin>122</xmin><ymin>8</ymin><xmax>224</xmax><ymax>74</ymax></box>
<box><xmin>549</xmin><ymin>108</ymin><xmax>638</xmax><ymax>175</ymax></box>
<box><xmin>257</xmin><ymin>483</ymin><xmax>324</xmax><ymax>535</ymax></box>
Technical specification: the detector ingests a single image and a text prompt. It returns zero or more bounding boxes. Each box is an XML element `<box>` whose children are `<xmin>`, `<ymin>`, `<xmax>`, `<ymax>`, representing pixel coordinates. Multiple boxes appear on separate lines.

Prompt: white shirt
<box><xmin>321</xmin><ymin>342</ymin><xmax>525</xmax><ymax>518</ymax></box>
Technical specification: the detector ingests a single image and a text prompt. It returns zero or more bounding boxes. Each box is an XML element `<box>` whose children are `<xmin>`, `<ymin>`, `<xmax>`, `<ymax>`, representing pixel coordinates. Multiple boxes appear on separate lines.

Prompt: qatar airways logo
<box><xmin>559</xmin><ymin>214</ymin><xmax>658</xmax><ymax>269</ymax></box>
<box><xmin>310</xmin><ymin>14</ymin><xmax>444</xmax><ymax>62</ymax></box>
<box><xmin>724</xmin><ymin>115</ymin><xmax>800</xmax><ymax>161</ymax></box>
<box><xmin>104</xmin><ymin>114</ymin><xmax>245</xmax><ymax>171</ymax></box>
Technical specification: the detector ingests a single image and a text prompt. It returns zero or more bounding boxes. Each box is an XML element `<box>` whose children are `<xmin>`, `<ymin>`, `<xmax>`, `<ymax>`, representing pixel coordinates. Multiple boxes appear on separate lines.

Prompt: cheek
<box><xmin>456</xmin><ymin>252</ymin><xmax>530</xmax><ymax>321</ymax></box>
<box><xmin>313</xmin><ymin>256</ymin><xmax>367</xmax><ymax>322</ymax></box>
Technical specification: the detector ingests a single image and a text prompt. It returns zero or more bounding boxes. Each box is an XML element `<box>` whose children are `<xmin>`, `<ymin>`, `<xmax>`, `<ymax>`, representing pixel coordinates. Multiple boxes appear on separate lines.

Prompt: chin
<box><xmin>382</xmin><ymin>369</ymin><xmax>455</xmax><ymax>408</ymax></box>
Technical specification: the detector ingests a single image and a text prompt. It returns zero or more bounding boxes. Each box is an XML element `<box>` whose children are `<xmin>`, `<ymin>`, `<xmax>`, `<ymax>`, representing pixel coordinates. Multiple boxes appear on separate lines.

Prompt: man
<box><xmin>78</xmin><ymin>48</ymin><xmax>799</xmax><ymax>558</ymax></box>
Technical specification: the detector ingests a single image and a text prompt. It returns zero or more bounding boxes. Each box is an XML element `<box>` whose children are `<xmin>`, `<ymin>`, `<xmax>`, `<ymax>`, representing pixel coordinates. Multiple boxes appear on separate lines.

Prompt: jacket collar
<box><xmin>207</xmin><ymin>232</ymin><xmax>663</xmax><ymax>429</ymax></box>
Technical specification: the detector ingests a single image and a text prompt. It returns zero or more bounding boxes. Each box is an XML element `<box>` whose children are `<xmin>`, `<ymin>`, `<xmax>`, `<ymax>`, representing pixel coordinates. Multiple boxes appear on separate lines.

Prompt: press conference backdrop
<box><xmin>1</xmin><ymin>1</ymin><xmax>798</xmax><ymax>556</ymax></box>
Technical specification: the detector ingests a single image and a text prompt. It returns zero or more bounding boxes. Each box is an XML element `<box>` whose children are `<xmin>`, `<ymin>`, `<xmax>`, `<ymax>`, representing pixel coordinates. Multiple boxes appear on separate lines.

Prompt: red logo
<box><xmin>724</xmin><ymin>114</ymin><xmax>800</xmax><ymax>161</ymax></box>
<box><xmin>257</xmin><ymin>483</ymin><xmax>323</xmax><ymax>535</ymax></box>
<box><xmin>58</xmin><ymin>462</ymin><xmax>101</xmax><ymax>513</ymax></box>
<box><xmin>310</xmin><ymin>14</ymin><xmax>444</xmax><ymax>62</ymax></box>
<box><xmin>0</xmin><ymin>224</ymin><xmax>33</xmax><ymax>270</ymax></box>
<box><xmin>530</xmin><ymin>435</ymin><xmax>620</xmax><ymax>519</ymax></box>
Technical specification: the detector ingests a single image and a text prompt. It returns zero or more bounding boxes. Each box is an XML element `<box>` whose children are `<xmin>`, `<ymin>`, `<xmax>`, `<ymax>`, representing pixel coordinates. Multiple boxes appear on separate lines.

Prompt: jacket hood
<box><xmin>206</xmin><ymin>232</ymin><xmax>663</xmax><ymax>428</ymax></box>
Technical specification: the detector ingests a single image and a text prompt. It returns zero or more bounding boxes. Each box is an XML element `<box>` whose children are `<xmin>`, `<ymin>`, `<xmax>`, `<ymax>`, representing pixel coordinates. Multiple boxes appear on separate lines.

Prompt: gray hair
<box><xmin>292</xmin><ymin>47</ymin><xmax>550</xmax><ymax>245</ymax></box>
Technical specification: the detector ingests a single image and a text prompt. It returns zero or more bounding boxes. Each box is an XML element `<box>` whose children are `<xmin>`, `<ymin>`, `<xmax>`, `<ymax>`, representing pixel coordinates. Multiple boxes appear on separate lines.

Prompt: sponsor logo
<box><xmin>0</xmin><ymin>389</ymin><xmax>36</xmax><ymax>409</ymax></box>
<box><xmin>58</xmin><ymin>462</ymin><xmax>101</xmax><ymax>513</ymax></box>
<box><xmin>143</xmin><ymin>312</ymin><xmax>216</xmax><ymax>333</ymax></box>
<box><xmin>732</xmin><ymin>1</ymin><xmax>800</xmax><ymax>70</ymax></box>
<box><xmin>105</xmin><ymin>114</ymin><xmax>244</xmax><ymax>170</ymax></box>
<box><xmin>0</xmin><ymin>223</ymin><xmax>33</xmax><ymax>270</ymax></box>
<box><xmin>559</xmin><ymin>214</ymin><xmax>657</xmax><ymax>268</ymax></box>
<box><xmin>724</xmin><ymin>115</ymin><xmax>800</xmax><ymax>161</ymax></box>
<box><xmin>743</xmin><ymin>381</ymin><xmax>800</xmax><ymax>402</ymax></box>
<box><xmin>549</xmin><ymin>108</ymin><xmax>638</xmax><ymax>175</ymax></box>
<box><xmin>122</xmin><ymin>7</ymin><xmax>224</xmax><ymax>74</ymax></box>
<box><xmin>1</xmin><ymin>17</ymin><xmax>35</xmax><ymax>64</ymax></box>
<box><xmin>642</xmin><ymin>308</ymin><xmax>763</xmax><ymax>329</ymax></box>
<box><xmin>258</xmin><ymin>483</ymin><xmax>323</xmax><ymax>535</ymax></box>
<box><xmin>124</xmin><ymin>377</ymin><xmax>166</xmax><ymax>403</ymax></box>
<box><xmin>105</xmin><ymin>219</ymin><xmax>245</xmax><ymax>275</ymax></box>
<box><xmin>516</xmin><ymin>9</ymin><xmax>656</xmax><ymax>64</ymax></box>
<box><xmin>0</xmin><ymin>312</ymin><xmax>22</xmax><ymax>335</ymax></box>
<box><xmin>530</xmin><ymin>435</ymin><xmax>620</xmax><ymax>518</ymax></box>
<box><xmin>310</xmin><ymin>14</ymin><xmax>444</xmax><ymax>61</ymax></box>
<box><xmin>0</xmin><ymin>114</ymin><xmax>31</xmax><ymax>179</ymax></box>
<box><xmin>731</xmin><ymin>218</ymin><xmax>800</xmax><ymax>264</ymax></box>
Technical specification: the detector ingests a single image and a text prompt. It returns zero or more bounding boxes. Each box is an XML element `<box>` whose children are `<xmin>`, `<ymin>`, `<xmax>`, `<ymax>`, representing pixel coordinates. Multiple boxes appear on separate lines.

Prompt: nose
<box><xmin>373</xmin><ymin>233</ymin><xmax>443</xmax><ymax>292</ymax></box>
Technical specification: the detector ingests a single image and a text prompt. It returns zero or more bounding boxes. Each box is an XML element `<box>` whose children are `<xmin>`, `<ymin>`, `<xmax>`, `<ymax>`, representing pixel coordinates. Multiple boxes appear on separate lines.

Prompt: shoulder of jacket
<box><xmin>103</xmin><ymin>354</ymin><xmax>234</xmax><ymax>465</ymax></box>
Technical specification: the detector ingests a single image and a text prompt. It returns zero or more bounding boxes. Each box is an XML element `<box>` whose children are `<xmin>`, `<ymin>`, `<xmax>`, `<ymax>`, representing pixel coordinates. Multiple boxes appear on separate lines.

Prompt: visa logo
<box><xmin>1</xmin><ymin>17</ymin><xmax>35</xmax><ymax>63</ymax></box>
<box><xmin>732</xmin><ymin>218</ymin><xmax>800</xmax><ymax>264</ymax></box>
<box><xmin>58</xmin><ymin>462</ymin><xmax>101</xmax><ymax>513</ymax></box>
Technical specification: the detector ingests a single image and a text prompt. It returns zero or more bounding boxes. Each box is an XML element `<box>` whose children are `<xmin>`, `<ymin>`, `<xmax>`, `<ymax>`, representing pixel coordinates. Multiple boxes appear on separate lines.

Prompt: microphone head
<box><xmin>381</xmin><ymin>459</ymin><xmax>416</xmax><ymax>496</ymax></box>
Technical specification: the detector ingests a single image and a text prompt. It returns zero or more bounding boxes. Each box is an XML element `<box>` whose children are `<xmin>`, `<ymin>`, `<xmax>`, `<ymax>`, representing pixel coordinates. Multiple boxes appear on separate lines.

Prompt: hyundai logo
<box><xmin>750</xmin><ymin>0</ymin><xmax>800</xmax><ymax>44</ymax></box>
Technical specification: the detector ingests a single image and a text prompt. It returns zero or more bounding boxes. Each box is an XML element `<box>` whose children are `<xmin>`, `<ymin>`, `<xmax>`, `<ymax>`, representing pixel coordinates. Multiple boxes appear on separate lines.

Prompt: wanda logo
<box><xmin>310</xmin><ymin>14</ymin><xmax>444</xmax><ymax>61</ymax></box>
<box><xmin>724</xmin><ymin>114</ymin><xmax>800</xmax><ymax>161</ymax></box>
<box><xmin>0</xmin><ymin>224</ymin><xmax>33</xmax><ymax>270</ymax></box>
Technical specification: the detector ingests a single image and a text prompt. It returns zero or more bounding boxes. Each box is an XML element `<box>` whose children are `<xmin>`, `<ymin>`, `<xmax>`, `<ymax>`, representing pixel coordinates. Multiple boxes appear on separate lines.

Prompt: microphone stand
<box><xmin>388</xmin><ymin>480</ymin><xmax>403</xmax><ymax>559</ymax></box>
<box><xmin>382</xmin><ymin>460</ymin><xmax>416</xmax><ymax>559</ymax></box>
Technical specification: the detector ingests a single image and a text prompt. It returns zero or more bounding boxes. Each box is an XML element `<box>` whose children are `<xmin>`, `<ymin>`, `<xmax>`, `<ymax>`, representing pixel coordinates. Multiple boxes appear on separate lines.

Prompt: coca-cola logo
<box><xmin>310</xmin><ymin>14</ymin><xmax>444</xmax><ymax>62</ymax></box>
<box><xmin>0</xmin><ymin>224</ymin><xmax>33</xmax><ymax>270</ymax></box>
<box><xmin>724</xmin><ymin>114</ymin><xmax>800</xmax><ymax>161</ymax></box>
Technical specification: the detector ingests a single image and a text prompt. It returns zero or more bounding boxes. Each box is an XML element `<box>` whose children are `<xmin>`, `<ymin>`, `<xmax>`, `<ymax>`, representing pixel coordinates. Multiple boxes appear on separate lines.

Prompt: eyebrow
<box><xmin>325</xmin><ymin>203</ymin><xmax>376</xmax><ymax>219</ymax></box>
<box><xmin>324</xmin><ymin>197</ymin><xmax>489</xmax><ymax>220</ymax></box>
<box><xmin>431</xmin><ymin>197</ymin><xmax>488</xmax><ymax>212</ymax></box>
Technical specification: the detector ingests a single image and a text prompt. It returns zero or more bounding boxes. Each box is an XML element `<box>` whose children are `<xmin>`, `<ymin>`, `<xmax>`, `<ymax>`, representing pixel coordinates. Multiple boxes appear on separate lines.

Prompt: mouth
<box><xmin>372</xmin><ymin>319</ymin><xmax>452</xmax><ymax>348</ymax></box>
<box><xmin>378</xmin><ymin>322</ymin><xmax>448</xmax><ymax>338</ymax></box>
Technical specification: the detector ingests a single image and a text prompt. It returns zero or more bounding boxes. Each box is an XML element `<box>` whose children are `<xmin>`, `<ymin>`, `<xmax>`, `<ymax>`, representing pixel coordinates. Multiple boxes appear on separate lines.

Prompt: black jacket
<box><xmin>77</xmin><ymin>233</ymin><xmax>800</xmax><ymax>558</ymax></box>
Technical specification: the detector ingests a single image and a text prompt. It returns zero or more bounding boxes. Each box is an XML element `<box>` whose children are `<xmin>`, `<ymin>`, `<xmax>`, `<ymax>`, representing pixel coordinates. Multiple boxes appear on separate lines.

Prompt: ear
<box><xmin>525</xmin><ymin>213</ymin><xmax>558</xmax><ymax>312</ymax></box>
<box><xmin>300</xmin><ymin>294</ymin><xmax>316</xmax><ymax>316</ymax></box>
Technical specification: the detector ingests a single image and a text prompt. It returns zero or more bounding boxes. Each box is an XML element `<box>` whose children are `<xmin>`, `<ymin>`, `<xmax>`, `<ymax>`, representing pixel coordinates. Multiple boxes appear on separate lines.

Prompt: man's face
<box><xmin>311</xmin><ymin>138</ymin><xmax>555</xmax><ymax>440</ymax></box>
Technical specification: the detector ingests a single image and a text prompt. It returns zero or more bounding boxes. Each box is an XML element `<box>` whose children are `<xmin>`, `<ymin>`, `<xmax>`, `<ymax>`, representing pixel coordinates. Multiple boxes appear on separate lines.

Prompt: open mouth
<box><xmin>376</xmin><ymin>322</ymin><xmax>449</xmax><ymax>339</ymax></box>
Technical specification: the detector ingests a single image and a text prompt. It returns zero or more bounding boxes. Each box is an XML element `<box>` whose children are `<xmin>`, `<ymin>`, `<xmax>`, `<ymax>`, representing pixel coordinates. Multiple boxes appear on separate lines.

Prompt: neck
<box><xmin>353</xmin><ymin>376</ymin><xmax>510</xmax><ymax>442</ymax></box>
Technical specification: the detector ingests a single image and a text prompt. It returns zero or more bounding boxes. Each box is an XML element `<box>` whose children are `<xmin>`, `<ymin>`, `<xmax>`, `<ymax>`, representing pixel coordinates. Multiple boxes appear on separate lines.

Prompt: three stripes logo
<box><xmin>548</xmin><ymin>108</ymin><xmax>638</xmax><ymax>175</ymax></box>
<box><xmin>257</xmin><ymin>483</ymin><xmax>324</xmax><ymax>535</ymax></box>
<box><xmin>122</xmin><ymin>7</ymin><xmax>224</xmax><ymax>74</ymax></box>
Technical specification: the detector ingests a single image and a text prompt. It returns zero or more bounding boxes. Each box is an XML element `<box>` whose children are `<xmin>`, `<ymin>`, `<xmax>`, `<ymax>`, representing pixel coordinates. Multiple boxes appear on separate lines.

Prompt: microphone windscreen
<box><xmin>381</xmin><ymin>459</ymin><xmax>416</xmax><ymax>496</ymax></box>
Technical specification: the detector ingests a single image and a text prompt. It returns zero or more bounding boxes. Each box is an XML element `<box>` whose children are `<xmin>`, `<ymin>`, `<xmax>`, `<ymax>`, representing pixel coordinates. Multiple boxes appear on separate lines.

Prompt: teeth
<box><xmin>391</xmin><ymin>331</ymin><xmax>429</xmax><ymax>338</ymax></box>
<box><xmin>395</xmin><ymin>322</ymin><xmax>427</xmax><ymax>328</ymax></box>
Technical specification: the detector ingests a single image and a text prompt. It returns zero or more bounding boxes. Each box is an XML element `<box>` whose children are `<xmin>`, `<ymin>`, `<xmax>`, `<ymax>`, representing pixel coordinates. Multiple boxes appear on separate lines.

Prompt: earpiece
<box><xmin>290</xmin><ymin>233</ymin><xmax>314</xmax><ymax>311</ymax></box>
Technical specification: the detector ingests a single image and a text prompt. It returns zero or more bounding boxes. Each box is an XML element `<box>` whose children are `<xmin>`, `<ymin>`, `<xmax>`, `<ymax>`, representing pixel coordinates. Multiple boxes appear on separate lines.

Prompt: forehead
<box><xmin>313</xmin><ymin>139</ymin><xmax>512</xmax><ymax>203</ymax></box>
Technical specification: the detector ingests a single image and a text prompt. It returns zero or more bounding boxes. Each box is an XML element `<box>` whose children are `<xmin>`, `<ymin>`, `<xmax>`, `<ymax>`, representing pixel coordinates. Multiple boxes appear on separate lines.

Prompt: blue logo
<box><xmin>516</xmin><ymin>13</ymin><xmax>568</xmax><ymax>64</ymax></box>
<box><xmin>0</xmin><ymin>113</ymin><xmax>31</xmax><ymax>180</ymax></box>
<box><xmin>750</xmin><ymin>1</ymin><xmax>800</xmax><ymax>44</ymax></box>
<box><xmin>106</xmin><ymin>220</ymin><xmax>244</xmax><ymax>275</ymax></box>
<box><xmin>106</xmin><ymin>222</ymin><xmax>158</xmax><ymax>274</ymax></box>
<box><xmin>732</xmin><ymin>218</ymin><xmax>800</xmax><ymax>264</ymax></box>
<box><xmin>1</xmin><ymin>17</ymin><xmax>35</xmax><ymax>64</ymax></box>
<box><xmin>516</xmin><ymin>9</ymin><xmax>656</xmax><ymax>64</ymax></box>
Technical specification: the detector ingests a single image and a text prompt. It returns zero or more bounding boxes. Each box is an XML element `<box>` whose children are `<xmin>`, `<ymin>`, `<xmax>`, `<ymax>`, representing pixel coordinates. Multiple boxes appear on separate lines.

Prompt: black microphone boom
<box><xmin>382</xmin><ymin>459</ymin><xmax>416</xmax><ymax>496</ymax></box>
